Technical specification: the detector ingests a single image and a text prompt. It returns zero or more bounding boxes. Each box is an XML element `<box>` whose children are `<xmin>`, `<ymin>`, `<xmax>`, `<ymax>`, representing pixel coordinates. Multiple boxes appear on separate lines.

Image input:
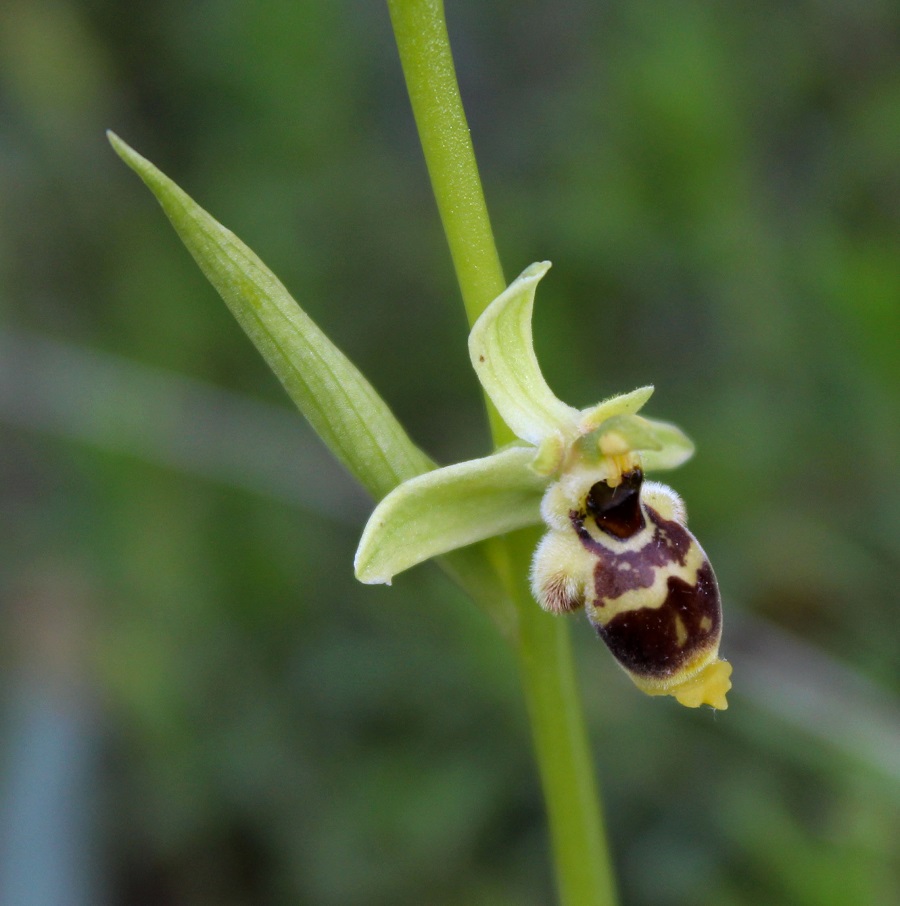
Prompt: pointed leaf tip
<box><xmin>107</xmin><ymin>131</ymin><xmax>149</xmax><ymax>176</ymax></box>
<box><xmin>107</xmin><ymin>132</ymin><xmax>433</xmax><ymax>500</ymax></box>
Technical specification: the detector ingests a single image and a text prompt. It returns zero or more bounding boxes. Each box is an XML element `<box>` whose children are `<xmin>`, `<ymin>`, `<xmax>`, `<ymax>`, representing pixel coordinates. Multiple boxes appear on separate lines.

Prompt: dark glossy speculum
<box><xmin>586</xmin><ymin>469</ymin><xmax>645</xmax><ymax>539</ymax></box>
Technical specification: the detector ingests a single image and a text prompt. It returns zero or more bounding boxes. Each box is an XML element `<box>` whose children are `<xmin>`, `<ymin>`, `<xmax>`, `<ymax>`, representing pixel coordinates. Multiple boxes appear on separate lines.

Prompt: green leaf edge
<box><xmin>108</xmin><ymin>131</ymin><xmax>431</xmax><ymax>502</ymax></box>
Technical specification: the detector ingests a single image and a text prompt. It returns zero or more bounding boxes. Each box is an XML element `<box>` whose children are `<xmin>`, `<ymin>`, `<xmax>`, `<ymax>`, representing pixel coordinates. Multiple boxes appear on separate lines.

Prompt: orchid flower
<box><xmin>355</xmin><ymin>262</ymin><xmax>731</xmax><ymax>709</ymax></box>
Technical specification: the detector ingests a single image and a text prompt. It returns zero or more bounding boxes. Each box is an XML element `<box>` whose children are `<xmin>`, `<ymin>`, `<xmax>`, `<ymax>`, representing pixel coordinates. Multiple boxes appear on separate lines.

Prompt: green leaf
<box><xmin>108</xmin><ymin>131</ymin><xmax>431</xmax><ymax>502</ymax></box>
<box><xmin>640</xmin><ymin>418</ymin><xmax>695</xmax><ymax>471</ymax></box>
<box><xmin>355</xmin><ymin>445</ymin><xmax>547</xmax><ymax>585</ymax></box>
<box><xmin>468</xmin><ymin>262</ymin><xmax>580</xmax><ymax>445</ymax></box>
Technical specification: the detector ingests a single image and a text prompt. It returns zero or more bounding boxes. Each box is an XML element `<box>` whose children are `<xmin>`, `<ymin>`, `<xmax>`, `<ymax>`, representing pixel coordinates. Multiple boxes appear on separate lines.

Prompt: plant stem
<box><xmin>386</xmin><ymin>0</ymin><xmax>510</xmax><ymax>445</ymax></box>
<box><xmin>387</xmin><ymin>3</ymin><xmax>618</xmax><ymax>904</ymax></box>
<box><xmin>510</xmin><ymin>532</ymin><xmax>618</xmax><ymax>906</ymax></box>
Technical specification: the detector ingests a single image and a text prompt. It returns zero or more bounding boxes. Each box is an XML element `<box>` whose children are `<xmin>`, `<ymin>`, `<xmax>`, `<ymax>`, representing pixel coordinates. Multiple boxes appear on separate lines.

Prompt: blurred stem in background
<box><xmin>387</xmin><ymin>2</ymin><xmax>617</xmax><ymax>904</ymax></box>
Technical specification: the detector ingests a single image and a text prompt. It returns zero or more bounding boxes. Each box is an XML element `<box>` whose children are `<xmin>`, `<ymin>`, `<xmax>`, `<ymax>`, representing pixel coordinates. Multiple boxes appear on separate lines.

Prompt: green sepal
<box><xmin>639</xmin><ymin>418</ymin><xmax>695</xmax><ymax>471</ymax></box>
<box><xmin>108</xmin><ymin>131</ymin><xmax>431</xmax><ymax>502</ymax></box>
<box><xmin>354</xmin><ymin>445</ymin><xmax>547</xmax><ymax>585</ymax></box>
<box><xmin>468</xmin><ymin>262</ymin><xmax>580</xmax><ymax>445</ymax></box>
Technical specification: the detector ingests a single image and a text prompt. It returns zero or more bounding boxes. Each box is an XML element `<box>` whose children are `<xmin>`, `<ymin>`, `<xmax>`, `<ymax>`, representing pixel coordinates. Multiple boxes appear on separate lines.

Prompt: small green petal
<box><xmin>573</xmin><ymin>412</ymin><xmax>694</xmax><ymax>472</ymax></box>
<box><xmin>354</xmin><ymin>445</ymin><xmax>547</xmax><ymax>585</ymax></box>
<box><xmin>574</xmin><ymin>413</ymin><xmax>661</xmax><ymax>464</ymax></box>
<box><xmin>531</xmin><ymin>432</ymin><xmax>567</xmax><ymax>477</ymax></box>
<box><xmin>639</xmin><ymin>418</ymin><xmax>695</xmax><ymax>471</ymax></box>
<box><xmin>468</xmin><ymin>262</ymin><xmax>580</xmax><ymax>445</ymax></box>
<box><xmin>578</xmin><ymin>385</ymin><xmax>654</xmax><ymax>433</ymax></box>
<box><xmin>108</xmin><ymin>132</ymin><xmax>431</xmax><ymax>501</ymax></box>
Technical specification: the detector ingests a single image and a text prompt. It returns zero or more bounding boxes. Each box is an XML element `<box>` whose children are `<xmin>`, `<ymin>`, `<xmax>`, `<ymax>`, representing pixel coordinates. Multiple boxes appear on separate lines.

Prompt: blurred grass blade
<box><xmin>468</xmin><ymin>262</ymin><xmax>580</xmax><ymax>445</ymax></box>
<box><xmin>355</xmin><ymin>445</ymin><xmax>546</xmax><ymax>585</ymax></box>
<box><xmin>108</xmin><ymin>131</ymin><xmax>432</xmax><ymax>501</ymax></box>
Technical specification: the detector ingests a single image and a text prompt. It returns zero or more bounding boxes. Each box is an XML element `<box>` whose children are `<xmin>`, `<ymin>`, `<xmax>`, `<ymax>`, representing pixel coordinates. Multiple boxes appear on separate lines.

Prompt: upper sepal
<box><xmin>468</xmin><ymin>262</ymin><xmax>580</xmax><ymax>445</ymax></box>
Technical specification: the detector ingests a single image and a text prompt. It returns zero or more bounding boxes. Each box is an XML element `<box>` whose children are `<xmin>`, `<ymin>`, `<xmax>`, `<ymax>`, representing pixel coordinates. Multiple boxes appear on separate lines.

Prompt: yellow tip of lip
<box><xmin>671</xmin><ymin>659</ymin><xmax>733</xmax><ymax>710</ymax></box>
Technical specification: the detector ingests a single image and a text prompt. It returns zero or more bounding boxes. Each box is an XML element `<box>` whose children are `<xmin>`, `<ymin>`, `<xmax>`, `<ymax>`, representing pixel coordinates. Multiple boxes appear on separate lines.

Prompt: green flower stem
<box><xmin>387</xmin><ymin>2</ymin><xmax>618</xmax><ymax>904</ymax></box>
<box><xmin>387</xmin><ymin>0</ymin><xmax>509</xmax><ymax>445</ymax></box>
<box><xmin>511</xmin><ymin>532</ymin><xmax>619</xmax><ymax>906</ymax></box>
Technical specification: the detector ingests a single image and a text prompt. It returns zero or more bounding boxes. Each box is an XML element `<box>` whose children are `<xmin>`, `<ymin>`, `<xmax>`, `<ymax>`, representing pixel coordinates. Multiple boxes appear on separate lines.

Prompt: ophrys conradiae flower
<box><xmin>355</xmin><ymin>263</ymin><xmax>731</xmax><ymax>709</ymax></box>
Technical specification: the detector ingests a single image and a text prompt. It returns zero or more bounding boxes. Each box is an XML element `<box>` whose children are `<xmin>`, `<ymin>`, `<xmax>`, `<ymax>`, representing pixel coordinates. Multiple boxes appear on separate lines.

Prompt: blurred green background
<box><xmin>1</xmin><ymin>1</ymin><xmax>898</xmax><ymax>904</ymax></box>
